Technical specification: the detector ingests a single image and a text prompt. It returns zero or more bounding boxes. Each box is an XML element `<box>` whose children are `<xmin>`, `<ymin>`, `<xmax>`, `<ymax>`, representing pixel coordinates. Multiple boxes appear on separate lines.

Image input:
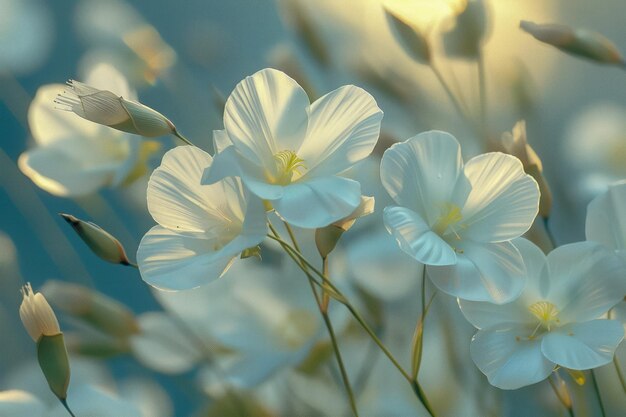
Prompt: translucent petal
<box><xmin>383</xmin><ymin>206</ymin><xmax>456</xmax><ymax>265</ymax></box>
<box><xmin>470</xmin><ymin>324</ymin><xmax>554</xmax><ymax>390</ymax></box>
<box><xmin>543</xmin><ymin>242</ymin><xmax>626</xmax><ymax>323</ymax></box>
<box><xmin>223</xmin><ymin>68</ymin><xmax>309</xmax><ymax>166</ymax></box>
<box><xmin>380</xmin><ymin>131</ymin><xmax>465</xmax><ymax>224</ymax></box>
<box><xmin>541</xmin><ymin>320</ymin><xmax>624</xmax><ymax>370</ymax></box>
<box><xmin>298</xmin><ymin>85</ymin><xmax>383</xmax><ymax>178</ymax></box>
<box><xmin>586</xmin><ymin>181</ymin><xmax>626</xmax><ymax>251</ymax></box>
<box><xmin>427</xmin><ymin>240</ymin><xmax>526</xmax><ymax>303</ymax></box>
<box><xmin>462</xmin><ymin>153</ymin><xmax>539</xmax><ymax>242</ymax></box>
<box><xmin>272</xmin><ymin>176</ymin><xmax>361</xmax><ymax>228</ymax></box>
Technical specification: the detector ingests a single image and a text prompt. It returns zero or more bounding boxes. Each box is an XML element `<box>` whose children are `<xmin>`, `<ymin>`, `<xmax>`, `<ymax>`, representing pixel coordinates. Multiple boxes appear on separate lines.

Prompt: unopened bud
<box><xmin>520</xmin><ymin>21</ymin><xmax>625</xmax><ymax>66</ymax></box>
<box><xmin>384</xmin><ymin>7</ymin><xmax>431</xmax><ymax>64</ymax></box>
<box><xmin>60</xmin><ymin>214</ymin><xmax>132</xmax><ymax>266</ymax></box>
<box><xmin>19</xmin><ymin>284</ymin><xmax>70</xmax><ymax>401</ymax></box>
<box><xmin>501</xmin><ymin>121</ymin><xmax>552</xmax><ymax>217</ymax></box>
<box><xmin>443</xmin><ymin>0</ymin><xmax>490</xmax><ymax>59</ymax></box>
<box><xmin>65</xmin><ymin>331</ymin><xmax>130</xmax><ymax>358</ymax></box>
<box><xmin>55</xmin><ymin>80</ymin><xmax>176</xmax><ymax>137</ymax></box>
<box><xmin>43</xmin><ymin>280</ymin><xmax>139</xmax><ymax>338</ymax></box>
<box><xmin>315</xmin><ymin>196</ymin><xmax>375</xmax><ymax>258</ymax></box>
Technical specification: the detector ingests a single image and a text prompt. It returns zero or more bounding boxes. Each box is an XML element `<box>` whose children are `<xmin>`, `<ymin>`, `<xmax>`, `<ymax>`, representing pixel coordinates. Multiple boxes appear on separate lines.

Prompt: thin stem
<box><xmin>590</xmin><ymin>370</ymin><xmax>606</xmax><ymax>417</ymax></box>
<box><xmin>548</xmin><ymin>374</ymin><xmax>574</xmax><ymax>417</ymax></box>
<box><xmin>477</xmin><ymin>50</ymin><xmax>488</xmax><ymax>137</ymax></box>
<box><xmin>273</xmin><ymin>223</ymin><xmax>358</xmax><ymax>417</ymax></box>
<box><xmin>543</xmin><ymin>216</ymin><xmax>557</xmax><ymax>249</ymax></box>
<box><xmin>60</xmin><ymin>399</ymin><xmax>77</xmax><ymax>417</ymax></box>
<box><xmin>614</xmin><ymin>352</ymin><xmax>626</xmax><ymax>394</ymax></box>
<box><xmin>172</xmin><ymin>128</ymin><xmax>195</xmax><ymax>147</ymax></box>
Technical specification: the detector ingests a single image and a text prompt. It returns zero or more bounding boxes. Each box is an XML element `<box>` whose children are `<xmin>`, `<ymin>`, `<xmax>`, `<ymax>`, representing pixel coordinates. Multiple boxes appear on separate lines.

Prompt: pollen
<box><xmin>528</xmin><ymin>301</ymin><xmax>560</xmax><ymax>331</ymax></box>
<box><xmin>268</xmin><ymin>150</ymin><xmax>306</xmax><ymax>185</ymax></box>
<box><xmin>433</xmin><ymin>203</ymin><xmax>465</xmax><ymax>238</ymax></box>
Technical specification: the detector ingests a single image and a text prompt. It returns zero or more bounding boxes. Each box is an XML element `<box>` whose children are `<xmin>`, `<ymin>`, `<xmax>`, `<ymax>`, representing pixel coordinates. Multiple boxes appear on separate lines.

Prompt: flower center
<box><xmin>433</xmin><ymin>203</ymin><xmax>465</xmax><ymax>239</ymax></box>
<box><xmin>268</xmin><ymin>150</ymin><xmax>306</xmax><ymax>185</ymax></box>
<box><xmin>528</xmin><ymin>300</ymin><xmax>560</xmax><ymax>335</ymax></box>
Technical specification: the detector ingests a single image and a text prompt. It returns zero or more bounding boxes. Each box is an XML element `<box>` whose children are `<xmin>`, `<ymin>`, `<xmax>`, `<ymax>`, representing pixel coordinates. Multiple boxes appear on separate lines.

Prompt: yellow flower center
<box><xmin>433</xmin><ymin>203</ymin><xmax>465</xmax><ymax>239</ymax></box>
<box><xmin>528</xmin><ymin>300</ymin><xmax>560</xmax><ymax>335</ymax></box>
<box><xmin>268</xmin><ymin>150</ymin><xmax>306</xmax><ymax>185</ymax></box>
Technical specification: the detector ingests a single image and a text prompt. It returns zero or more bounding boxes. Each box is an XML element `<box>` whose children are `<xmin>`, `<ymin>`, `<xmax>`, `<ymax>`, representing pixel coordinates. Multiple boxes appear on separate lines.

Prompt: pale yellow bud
<box><xmin>19</xmin><ymin>283</ymin><xmax>61</xmax><ymax>342</ymax></box>
<box><xmin>333</xmin><ymin>195</ymin><xmax>376</xmax><ymax>232</ymax></box>
<box><xmin>520</xmin><ymin>20</ymin><xmax>625</xmax><ymax>67</ymax></box>
<box><xmin>55</xmin><ymin>80</ymin><xmax>176</xmax><ymax>137</ymax></box>
<box><xmin>60</xmin><ymin>213</ymin><xmax>132</xmax><ymax>266</ymax></box>
<box><xmin>384</xmin><ymin>7</ymin><xmax>431</xmax><ymax>64</ymax></box>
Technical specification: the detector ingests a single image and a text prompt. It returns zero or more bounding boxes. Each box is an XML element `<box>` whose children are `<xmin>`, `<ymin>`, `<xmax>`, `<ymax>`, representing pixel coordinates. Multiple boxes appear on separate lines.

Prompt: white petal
<box><xmin>224</xmin><ymin>68</ymin><xmax>309</xmax><ymax>166</ymax></box>
<box><xmin>427</xmin><ymin>240</ymin><xmax>526</xmax><ymax>303</ymax></box>
<box><xmin>0</xmin><ymin>390</ymin><xmax>46</xmax><ymax>417</ymax></box>
<box><xmin>130</xmin><ymin>312</ymin><xmax>203</xmax><ymax>374</ymax></box>
<box><xmin>543</xmin><ymin>242</ymin><xmax>626</xmax><ymax>323</ymax></box>
<box><xmin>541</xmin><ymin>320</ymin><xmax>624</xmax><ymax>370</ymax></box>
<box><xmin>272</xmin><ymin>176</ymin><xmax>361</xmax><ymax>228</ymax></box>
<box><xmin>84</xmin><ymin>62</ymin><xmax>133</xmax><ymax>98</ymax></box>
<box><xmin>380</xmin><ymin>131</ymin><xmax>466</xmax><ymax>224</ymax></box>
<box><xmin>201</xmin><ymin>145</ymin><xmax>284</xmax><ymax>200</ymax></box>
<box><xmin>148</xmin><ymin>146</ymin><xmax>246</xmax><ymax>235</ymax></box>
<box><xmin>586</xmin><ymin>181</ymin><xmax>626</xmax><ymax>251</ymax></box>
<box><xmin>137</xmin><ymin>226</ymin><xmax>237</xmax><ymax>290</ymax></box>
<box><xmin>383</xmin><ymin>206</ymin><xmax>456</xmax><ymax>265</ymax></box>
<box><xmin>18</xmin><ymin>141</ymin><xmax>116</xmax><ymax>196</ymax></box>
<box><xmin>212</xmin><ymin>129</ymin><xmax>233</xmax><ymax>154</ymax></box>
<box><xmin>470</xmin><ymin>324</ymin><xmax>554</xmax><ymax>390</ymax></box>
<box><xmin>459</xmin><ymin>299</ymin><xmax>532</xmax><ymax>330</ymax></box>
<box><xmin>298</xmin><ymin>85</ymin><xmax>383</xmax><ymax>178</ymax></box>
<box><xmin>462</xmin><ymin>153</ymin><xmax>539</xmax><ymax>242</ymax></box>
<box><xmin>28</xmin><ymin>84</ymin><xmax>101</xmax><ymax>145</ymax></box>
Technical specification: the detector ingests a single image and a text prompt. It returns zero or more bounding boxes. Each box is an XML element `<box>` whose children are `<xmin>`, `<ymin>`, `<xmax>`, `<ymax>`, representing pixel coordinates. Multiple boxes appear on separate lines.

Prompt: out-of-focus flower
<box><xmin>19</xmin><ymin>63</ymin><xmax>160</xmax><ymax>197</ymax></box>
<box><xmin>520</xmin><ymin>20</ymin><xmax>625</xmax><ymax>67</ymax></box>
<box><xmin>443</xmin><ymin>0</ymin><xmax>490</xmax><ymax>60</ymax></box>
<box><xmin>55</xmin><ymin>80</ymin><xmax>176</xmax><ymax>138</ymax></box>
<box><xmin>586</xmin><ymin>180</ymin><xmax>626</xmax><ymax>257</ymax></box>
<box><xmin>137</xmin><ymin>146</ymin><xmax>267</xmax><ymax>290</ymax></box>
<box><xmin>203</xmin><ymin>68</ymin><xmax>383</xmax><ymax>229</ymax></box>
<box><xmin>381</xmin><ymin>130</ymin><xmax>539</xmax><ymax>303</ymax></box>
<box><xmin>500</xmin><ymin>121</ymin><xmax>552</xmax><ymax>217</ymax></box>
<box><xmin>562</xmin><ymin>103</ymin><xmax>626</xmax><ymax>199</ymax></box>
<box><xmin>460</xmin><ymin>239</ymin><xmax>626</xmax><ymax>389</ymax></box>
<box><xmin>60</xmin><ymin>214</ymin><xmax>132</xmax><ymax>266</ymax></box>
<box><xmin>384</xmin><ymin>5</ymin><xmax>432</xmax><ymax>64</ymax></box>
<box><xmin>0</xmin><ymin>390</ymin><xmax>46</xmax><ymax>417</ymax></box>
<box><xmin>19</xmin><ymin>284</ymin><xmax>70</xmax><ymax>402</ymax></box>
<box><xmin>0</xmin><ymin>0</ymin><xmax>53</xmax><ymax>75</ymax></box>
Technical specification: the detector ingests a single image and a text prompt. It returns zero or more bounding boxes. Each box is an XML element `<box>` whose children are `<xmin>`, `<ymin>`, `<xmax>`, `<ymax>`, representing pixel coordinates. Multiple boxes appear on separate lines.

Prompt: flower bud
<box><xmin>384</xmin><ymin>7</ymin><xmax>431</xmax><ymax>64</ymax></box>
<box><xmin>501</xmin><ymin>121</ymin><xmax>552</xmax><ymax>217</ymax></box>
<box><xmin>19</xmin><ymin>284</ymin><xmax>71</xmax><ymax>401</ymax></box>
<box><xmin>520</xmin><ymin>20</ymin><xmax>625</xmax><ymax>66</ymax></box>
<box><xmin>42</xmin><ymin>280</ymin><xmax>139</xmax><ymax>338</ymax></box>
<box><xmin>55</xmin><ymin>80</ymin><xmax>176</xmax><ymax>137</ymax></box>
<box><xmin>315</xmin><ymin>196</ymin><xmax>375</xmax><ymax>258</ymax></box>
<box><xmin>60</xmin><ymin>214</ymin><xmax>132</xmax><ymax>266</ymax></box>
<box><xmin>443</xmin><ymin>0</ymin><xmax>490</xmax><ymax>60</ymax></box>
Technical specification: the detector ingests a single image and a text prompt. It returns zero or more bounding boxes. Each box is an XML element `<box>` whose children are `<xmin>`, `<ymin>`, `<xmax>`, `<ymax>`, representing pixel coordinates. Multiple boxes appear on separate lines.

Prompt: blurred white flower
<box><xmin>203</xmin><ymin>68</ymin><xmax>383</xmax><ymax>228</ymax></box>
<box><xmin>586</xmin><ymin>180</ymin><xmax>626</xmax><ymax>256</ymax></box>
<box><xmin>460</xmin><ymin>239</ymin><xmax>626</xmax><ymax>389</ymax></box>
<box><xmin>137</xmin><ymin>146</ymin><xmax>267</xmax><ymax>290</ymax></box>
<box><xmin>19</xmin><ymin>63</ymin><xmax>159</xmax><ymax>197</ymax></box>
<box><xmin>0</xmin><ymin>0</ymin><xmax>53</xmax><ymax>74</ymax></box>
<box><xmin>0</xmin><ymin>390</ymin><xmax>45</xmax><ymax>417</ymax></box>
<box><xmin>381</xmin><ymin>130</ymin><xmax>539</xmax><ymax>303</ymax></box>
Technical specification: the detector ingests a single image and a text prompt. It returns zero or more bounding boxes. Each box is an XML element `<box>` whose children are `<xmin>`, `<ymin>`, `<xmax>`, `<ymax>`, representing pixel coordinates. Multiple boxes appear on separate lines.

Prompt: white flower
<box><xmin>586</xmin><ymin>180</ymin><xmax>626</xmax><ymax>255</ymax></box>
<box><xmin>19</xmin><ymin>63</ymin><xmax>159</xmax><ymax>196</ymax></box>
<box><xmin>137</xmin><ymin>146</ymin><xmax>267</xmax><ymax>290</ymax></box>
<box><xmin>202</xmin><ymin>68</ymin><xmax>383</xmax><ymax>229</ymax></box>
<box><xmin>460</xmin><ymin>239</ymin><xmax>626</xmax><ymax>390</ymax></box>
<box><xmin>380</xmin><ymin>130</ymin><xmax>540</xmax><ymax>303</ymax></box>
<box><xmin>19</xmin><ymin>283</ymin><xmax>60</xmax><ymax>342</ymax></box>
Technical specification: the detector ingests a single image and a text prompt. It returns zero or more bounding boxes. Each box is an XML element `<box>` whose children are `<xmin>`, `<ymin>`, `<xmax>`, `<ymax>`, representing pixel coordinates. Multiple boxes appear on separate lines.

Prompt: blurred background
<box><xmin>1</xmin><ymin>0</ymin><xmax>626</xmax><ymax>415</ymax></box>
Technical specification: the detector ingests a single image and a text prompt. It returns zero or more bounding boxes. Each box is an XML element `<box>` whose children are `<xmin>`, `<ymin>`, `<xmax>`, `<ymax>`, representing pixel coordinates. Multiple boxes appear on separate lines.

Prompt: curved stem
<box><xmin>60</xmin><ymin>398</ymin><xmax>77</xmax><ymax>417</ymax></box>
<box><xmin>172</xmin><ymin>128</ymin><xmax>195</xmax><ymax>147</ymax></box>
<box><xmin>590</xmin><ymin>369</ymin><xmax>606</xmax><ymax>417</ymax></box>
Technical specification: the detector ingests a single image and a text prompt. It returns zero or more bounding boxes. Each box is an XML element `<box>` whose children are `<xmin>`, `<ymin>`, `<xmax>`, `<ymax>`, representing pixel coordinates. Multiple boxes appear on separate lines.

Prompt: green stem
<box><xmin>477</xmin><ymin>50</ymin><xmax>488</xmax><ymax>137</ymax></box>
<box><xmin>614</xmin><ymin>352</ymin><xmax>626</xmax><ymax>394</ymax></box>
<box><xmin>543</xmin><ymin>216</ymin><xmax>558</xmax><ymax>249</ymax></box>
<box><xmin>548</xmin><ymin>374</ymin><xmax>574</xmax><ymax>417</ymax></box>
<box><xmin>274</xmin><ymin>223</ymin><xmax>359</xmax><ymax>417</ymax></box>
<box><xmin>172</xmin><ymin>128</ymin><xmax>195</xmax><ymax>147</ymax></box>
<box><xmin>590</xmin><ymin>370</ymin><xmax>606</xmax><ymax>417</ymax></box>
<box><xmin>60</xmin><ymin>398</ymin><xmax>77</xmax><ymax>417</ymax></box>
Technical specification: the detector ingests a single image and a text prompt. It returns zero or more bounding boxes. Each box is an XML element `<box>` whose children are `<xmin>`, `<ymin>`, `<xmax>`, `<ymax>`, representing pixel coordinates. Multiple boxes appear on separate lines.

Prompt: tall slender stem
<box><xmin>614</xmin><ymin>351</ymin><xmax>626</xmax><ymax>394</ymax></box>
<box><xmin>477</xmin><ymin>50</ymin><xmax>488</xmax><ymax>135</ymax></box>
<box><xmin>590</xmin><ymin>370</ymin><xmax>606</xmax><ymax>417</ymax></box>
<box><xmin>60</xmin><ymin>399</ymin><xmax>77</xmax><ymax>417</ymax></box>
<box><xmin>548</xmin><ymin>374</ymin><xmax>574</xmax><ymax>417</ymax></box>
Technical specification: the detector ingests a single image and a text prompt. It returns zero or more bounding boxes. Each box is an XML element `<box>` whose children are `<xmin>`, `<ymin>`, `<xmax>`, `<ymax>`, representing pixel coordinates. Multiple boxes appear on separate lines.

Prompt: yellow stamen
<box><xmin>528</xmin><ymin>301</ymin><xmax>560</xmax><ymax>332</ymax></box>
<box><xmin>433</xmin><ymin>203</ymin><xmax>464</xmax><ymax>238</ymax></box>
<box><xmin>268</xmin><ymin>150</ymin><xmax>306</xmax><ymax>185</ymax></box>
